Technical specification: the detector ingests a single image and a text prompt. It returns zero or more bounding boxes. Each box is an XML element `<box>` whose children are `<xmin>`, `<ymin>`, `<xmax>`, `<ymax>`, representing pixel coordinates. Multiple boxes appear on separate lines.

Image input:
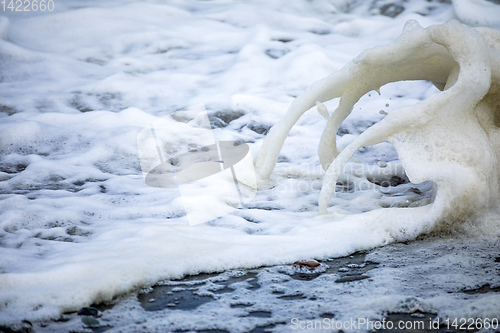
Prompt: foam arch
<box><xmin>256</xmin><ymin>20</ymin><xmax>500</xmax><ymax>225</ymax></box>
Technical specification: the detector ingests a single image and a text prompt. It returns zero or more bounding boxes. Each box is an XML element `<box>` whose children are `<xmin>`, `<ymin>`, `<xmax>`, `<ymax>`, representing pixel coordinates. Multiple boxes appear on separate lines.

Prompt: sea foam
<box><xmin>0</xmin><ymin>0</ymin><xmax>498</xmax><ymax>326</ymax></box>
<box><xmin>256</xmin><ymin>20</ymin><xmax>500</xmax><ymax>232</ymax></box>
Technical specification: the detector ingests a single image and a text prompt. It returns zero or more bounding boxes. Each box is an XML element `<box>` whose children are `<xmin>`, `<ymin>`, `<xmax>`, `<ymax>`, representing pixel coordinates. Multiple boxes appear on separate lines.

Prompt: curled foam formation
<box><xmin>256</xmin><ymin>20</ymin><xmax>500</xmax><ymax>227</ymax></box>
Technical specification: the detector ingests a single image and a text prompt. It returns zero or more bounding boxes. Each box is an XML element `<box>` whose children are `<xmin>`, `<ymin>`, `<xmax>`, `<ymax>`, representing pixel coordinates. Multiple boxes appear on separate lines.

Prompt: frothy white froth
<box><xmin>257</xmin><ymin>20</ymin><xmax>500</xmax><ymax>229</ymax></box>
<box><xmin>0</xmin><ymin>0</ymin><xmax>499</xmax><ymax>326</ymax></box>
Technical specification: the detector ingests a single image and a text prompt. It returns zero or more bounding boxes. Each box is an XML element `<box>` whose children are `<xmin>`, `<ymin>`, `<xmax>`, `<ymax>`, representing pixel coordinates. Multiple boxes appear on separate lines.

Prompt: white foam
<box><xmin>256</xmin><ymin>20</ymin><xmax>500</xmax><ymax>229</ymax></box>
<box><xmin>0</xmin><ymin>0</ymin><xmax>498</xmax><ymax>328</ymax></box>
<box><xmin>452</xmin><ymin>0</ymin><xmax>500</xmax><ymax>29</ymax></box>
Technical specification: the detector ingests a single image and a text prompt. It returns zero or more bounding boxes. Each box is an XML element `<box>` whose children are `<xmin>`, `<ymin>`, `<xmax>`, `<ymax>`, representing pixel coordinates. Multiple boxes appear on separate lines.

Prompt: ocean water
<box><xmin>0</xmin><ymin>0</ymin><xmax>499</xmax><ymax>331</ymax></box>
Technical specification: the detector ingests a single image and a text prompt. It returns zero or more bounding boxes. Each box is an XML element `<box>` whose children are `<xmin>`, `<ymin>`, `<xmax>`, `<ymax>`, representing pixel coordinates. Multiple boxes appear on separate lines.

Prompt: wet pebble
<box><xmin>293</xmin><ymin>260</ymin><xmax>320</xmax><ymax>269</ymax></box>
<box><xmin>77</xmin><ymin>307</ymin><xmax>99</xmax><ymax>317</ymax></box>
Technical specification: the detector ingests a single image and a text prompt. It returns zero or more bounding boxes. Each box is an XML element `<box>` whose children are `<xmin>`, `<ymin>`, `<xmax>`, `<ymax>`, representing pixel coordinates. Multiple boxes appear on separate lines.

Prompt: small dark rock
<box><xmin>77</xmin><ymin>306</ymin><xmax>99</xmax><ymax>317</ymax></box>
<box><xmin>293</xmin><ymin>260</ymin><xmax>321</xmax><ymax>269</ymax></box>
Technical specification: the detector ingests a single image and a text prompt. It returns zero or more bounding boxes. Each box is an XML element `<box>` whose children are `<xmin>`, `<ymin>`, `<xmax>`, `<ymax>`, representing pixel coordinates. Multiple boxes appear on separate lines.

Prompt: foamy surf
<box><xmin>0</xmin><ymin>0</ymin><xmax>499</xmax><ymax>329</ymax></box>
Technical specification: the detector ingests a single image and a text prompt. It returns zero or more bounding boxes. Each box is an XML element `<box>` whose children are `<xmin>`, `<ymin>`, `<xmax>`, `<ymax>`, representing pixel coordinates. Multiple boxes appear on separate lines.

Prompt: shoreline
<box><xmin>4</xmin><ymin>235</ymin><xmax>498</xmax><ymax>333</ymax></box>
